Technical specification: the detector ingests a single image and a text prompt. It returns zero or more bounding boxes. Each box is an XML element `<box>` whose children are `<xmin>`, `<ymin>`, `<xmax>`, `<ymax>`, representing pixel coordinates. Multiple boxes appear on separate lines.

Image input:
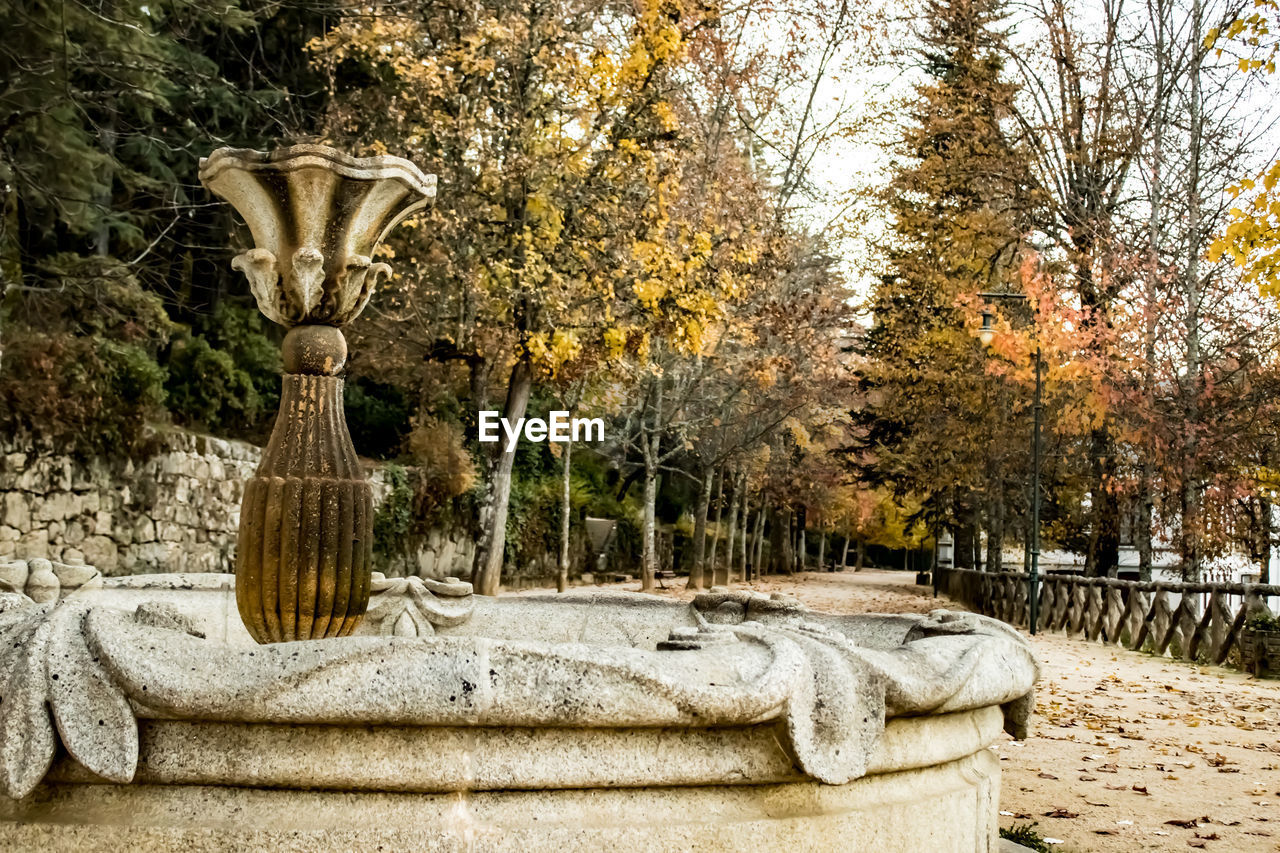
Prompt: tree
<box><xmin>310</xmin><ymin>0</ymin><xmax>745</xmax><ymax>593</ymax></box>
<box><xmin>854</xmin><ymin>0</ymin><xmax>1035</xmax><ymax>568</ymax></box>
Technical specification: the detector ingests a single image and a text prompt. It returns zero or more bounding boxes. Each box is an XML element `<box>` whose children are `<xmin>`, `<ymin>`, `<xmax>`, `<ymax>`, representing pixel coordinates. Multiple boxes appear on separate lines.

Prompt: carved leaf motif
<box><xmin>48</xmin><ymin>607</ymin><xmax>136</xmax><ymax>783</ymax></box>
<box><xmin>231</xmin><ymin>249</ymin><xmax>283</xmax><ymax>325</ymax></box>
<box><xmin>289</xmin><ymin>247</ymin><xmax>325</xmax><ymax>319</ymax></box>
<box><xmin>339</xmin><ymin>262</ymin><xmax>392</xmax><ymax>325</ymax></box>
<box><xmin>0</xmin><ymin>596</ymin><xmax>207</xmax><ymax>799</ymax></box>
<box><xmin>0</xmin><ymin>610</ymin><xmax>56</xmax><ymax>799</ymax></box>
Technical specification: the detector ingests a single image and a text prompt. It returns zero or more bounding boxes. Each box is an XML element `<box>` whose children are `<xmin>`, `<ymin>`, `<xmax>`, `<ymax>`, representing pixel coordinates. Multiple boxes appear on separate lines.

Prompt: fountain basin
<box><xmin>0</xmin><ymin>565</ymin><xmax>1038</xmax><ymax>851</ymax></box>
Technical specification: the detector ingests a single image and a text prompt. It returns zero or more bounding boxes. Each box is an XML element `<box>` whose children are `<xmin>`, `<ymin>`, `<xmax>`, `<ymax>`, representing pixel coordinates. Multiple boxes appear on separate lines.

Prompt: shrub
<box><xmin>1246</xmin><ymin>612</ymin><xmax>1280</xmax><ymax>633</ymax></box>
<box><xmin>372</xmin><ymin>463</ymin><xmax>414</xmax><ymax>569</ymax></box>
<box><xmin>0</xmin><ymin>255</ymin><xmax>172</xmax><ymax>456</ymax></box>
<box><xmin>406</xmin><ymin>416</ymin><xmax>476</xmax><ymax>510</ymax></box>
<box><xmin>345</xmin><ymin>378</ymin><xmax>413</xmax><ymax>459</ymax></box>
<box><xmin>165</xmin><ymin>333</ymin><xmax>263</xmax><ymax>430</ymax></box>
<box><xmin>1000</xmin><ymin>822</ymin><xmax>1051</xmax><ymax>853</ymax></box>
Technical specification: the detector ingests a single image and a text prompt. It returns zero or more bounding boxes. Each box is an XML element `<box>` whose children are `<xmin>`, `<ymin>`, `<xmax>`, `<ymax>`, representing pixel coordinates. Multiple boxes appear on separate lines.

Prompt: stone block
<box><xmin>60</xmin><ymin>547</ymin><xmax>86</xmax><ymax>566</ymax></box>
<box><xmin>63</xmin><ymin>520</ymin><xmax>86</xmax><ymax>546</ymax></box>
<box><xmin>0</xmin><ymin>526</ymin><xmax>18</xmax><ymax>542</ymax></box>
<box><xmin>18</xmin><ymin>529</ymin><xmax>49</xmax><ymax>560</ymax></box>
<box><xmin>80</xmin><ymin>536</ymin><xmax>119</xmax><ymax>573</ymax></box>
<box><xmin>0</xmin><ymin>560</ymin><xmax>27</xmax><ymax>590</ymax></box>
<box><xmin>35</xmin><ymin>491</ymin><xmax>79</xmax><ymax>522</ymax></box>
<box><xmin>24</xmin><ymin>558</ymin><xmax>59</xmax><ymax>602</ymax></box>
<box><xmin>2</xmin><ymin>493</ymin><xmax>29</xmax><ymax>530</ymax></box>
<box><xmin>156</xmin><ymin>521</ymin><xmax>184</xmax><ymax>542</ymax></box>
<box><xmin>135</xmin><ymin>516</ymin><xmax>157</xmax><ymax>543</ymax></box>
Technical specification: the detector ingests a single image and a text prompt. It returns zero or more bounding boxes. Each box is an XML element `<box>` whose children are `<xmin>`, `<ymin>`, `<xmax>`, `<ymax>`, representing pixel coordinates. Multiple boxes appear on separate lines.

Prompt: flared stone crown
<box><xmin>199</xmin><ymin>144</ymin><xmax>436</xmax><ymax>327</ymax></box>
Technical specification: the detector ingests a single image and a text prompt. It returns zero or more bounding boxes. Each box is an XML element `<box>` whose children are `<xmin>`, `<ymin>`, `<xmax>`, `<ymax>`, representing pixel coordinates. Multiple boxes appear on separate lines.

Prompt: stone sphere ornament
<box><xmin>199</xmin><ymin>144</ymin><xmax>435</xmax><ymax>643</ymax></box>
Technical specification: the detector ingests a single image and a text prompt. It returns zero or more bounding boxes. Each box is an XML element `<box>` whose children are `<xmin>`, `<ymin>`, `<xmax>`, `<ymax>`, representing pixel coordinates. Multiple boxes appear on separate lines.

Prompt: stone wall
<box><xmin>0</xmin><ymin>430</ymin><xmax>476</xmax><ymax>580</ymax></box>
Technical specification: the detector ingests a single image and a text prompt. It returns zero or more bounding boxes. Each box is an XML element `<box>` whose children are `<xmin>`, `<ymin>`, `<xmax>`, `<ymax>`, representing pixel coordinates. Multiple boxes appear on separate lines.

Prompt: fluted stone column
<box><xmin>199</xmin><ymin>144</ymin><xmax>435</xmax><ymax>642</ymax></box>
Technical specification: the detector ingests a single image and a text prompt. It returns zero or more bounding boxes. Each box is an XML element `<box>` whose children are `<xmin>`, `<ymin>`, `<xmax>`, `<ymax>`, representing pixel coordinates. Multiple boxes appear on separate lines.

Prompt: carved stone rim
<box><xmin>198</xmin><ymin>144</ymin><xmax>438</xmax><ymax>200</ymax></box>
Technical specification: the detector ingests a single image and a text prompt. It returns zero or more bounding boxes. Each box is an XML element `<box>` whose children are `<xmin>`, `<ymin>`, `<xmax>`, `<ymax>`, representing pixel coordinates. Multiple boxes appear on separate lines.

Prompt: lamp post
<box><xmin>978</xmin><ymin>293</ymin><xmax>1043</xmax><ymax>635</ymax></box>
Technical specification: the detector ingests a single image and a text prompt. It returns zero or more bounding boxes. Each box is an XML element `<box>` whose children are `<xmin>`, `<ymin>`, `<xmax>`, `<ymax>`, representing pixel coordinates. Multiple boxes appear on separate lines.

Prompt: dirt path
<box><xmin>515</xmin><ymin>569</ymin><xmax>1280</xmax><ymax>852</ymax></box>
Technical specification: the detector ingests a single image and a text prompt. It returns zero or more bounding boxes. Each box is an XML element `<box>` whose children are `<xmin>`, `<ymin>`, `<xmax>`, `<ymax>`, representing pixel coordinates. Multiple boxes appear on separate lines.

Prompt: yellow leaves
<box><xmin>604</xmin><ymin>327</ymin><xmax>627</xmax><ymax>359</ymax></box>
<box><xmin>634</xmin><ymin>277</ymin><xmax>668</xmax><ymax>308</ymax></box>
<box><xmin>525</xmin><ymin>329</ymin><xmax>582</xmax><ymax>378</ymax></box>
<box><xmin>783</xmin><ymin>416</ymin><xmax>811</xmax><ymax>450</ymax></box>
<box><xmin>675</xmin><ymin>316</ymin><xmax>704</xmax><ymax>352</ymax></box>
<box><xmin>525</xmin><ymin>193</ymin><xmax>564</xmax><ymax>244</ymax></box>
<box><xmin>1208</xmin><ymin>158</ymin><xmax>1280</xmax><ymax>300</ymax></box>
<box><xmin>653</xmin><ymin>100</ymin><xmax>679</xmax><ymax>133</ymax></box>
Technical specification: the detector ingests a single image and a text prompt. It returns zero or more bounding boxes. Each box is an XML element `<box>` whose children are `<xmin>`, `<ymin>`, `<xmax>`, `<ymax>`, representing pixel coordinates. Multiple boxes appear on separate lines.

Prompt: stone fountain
<box><xmin>0</xmin><ymin>145</ymin><xmax>1039</xmax><ymax>852</ymax></box>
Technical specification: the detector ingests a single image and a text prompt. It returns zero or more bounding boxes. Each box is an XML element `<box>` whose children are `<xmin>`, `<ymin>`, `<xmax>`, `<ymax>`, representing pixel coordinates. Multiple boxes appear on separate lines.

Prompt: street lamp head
<box><xmin>978</xmin><ymin>308</ymin><xmax>996</xmax><ymax>347</ymax></box>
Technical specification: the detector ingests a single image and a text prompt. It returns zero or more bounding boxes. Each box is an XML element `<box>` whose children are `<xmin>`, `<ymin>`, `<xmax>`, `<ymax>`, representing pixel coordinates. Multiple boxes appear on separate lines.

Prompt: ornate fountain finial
<box><xmin>200</xmin><ymin>144</ymin><xmax>435</xmax><ymax>643</ymax></box>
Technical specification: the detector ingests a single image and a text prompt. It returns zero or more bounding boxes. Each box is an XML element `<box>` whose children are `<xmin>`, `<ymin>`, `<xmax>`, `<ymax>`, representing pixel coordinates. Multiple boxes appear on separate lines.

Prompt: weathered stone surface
<box><xmin>0</xmin><ymin>560</ymin><xmax>28</xmax><ymax>591</ymax></box>
<box><xmin>45</xmin><ymin>705</ymin><xmax>1004</xmax><ymax>794</ymax></box>
<box><xmin>79</xmin><ymin>537</ymin><xmax>119</xmax><ymax>573</ymax></box>
<box><xmin>0</xmin><ymin>575</ymin><xmax>1030</xmax><ymax>851</ymax></box>
<box><xmin>0</xmin><ymin>749</ymin><xmax>1000</xmax><ymax>852</ymax></box>
<box><xmin>2</xmin><ymin>492</ymin><xmax>29</xmax><ymax>529</ymax></box>
<box><xmin>0</xmin><ymin>578</ymin><xmax>1036</xmax><ymax>799</ymax></box>
<box><xmin>17</xmin><ymin>529</ymin><xmax>48</xmax><ymax>560</ymax></box>
<box><xmin>25</xmin><ymin>558</ymin><xmax>59</xmax><ymax>602</ymax></box>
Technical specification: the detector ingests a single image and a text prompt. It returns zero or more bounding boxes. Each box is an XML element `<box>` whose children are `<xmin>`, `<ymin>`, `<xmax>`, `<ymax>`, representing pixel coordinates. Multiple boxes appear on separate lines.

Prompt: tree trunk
<box><xmin>817</xmin><ymin>528</ymin><xmax>827</xmax><ymax>573</ymax></box>
<box><xmin>687</xmin><ymin>466</ymin><xmax>714</xmax><ymax>590</ymax></box>
<box><xmin>557</xmin><ymin>439</ymin><xmax>572</xmax><ymax>593</ymax></box>
<box><xmin>641</xmin><ymin>464</ymin><xmax>658</xmax><ymax>592</ymax></box>
<box><xmin>707</xmin><ymin>467</ymin><xmax>725</xmax><ymax>585</ymax></box>
<box><xmin>1180</xmin><ymin>0</ymin><xmax>1206</xmax><ymax>581</ymax></box>
<box><xmin>738</xmin><ymin>491</ymin><xmax>751</xmax><ymax>583</ymax></box>
<box><xmin>474</xmin><ymin>357</ymin><xmax>533</xmax><ymax>595</ymax></box>
<box><xmin>751</xmin><ymin>503</ymin><xmax>766</xmax><ymax>580</ymax></box>
<box><xmin>1085</xmin><ymin>435</ymin><xmax>1122</xmax><ymax>578</ymax></box>
<box><xmin>840</xmin><ymin>535</ymin><xmax>850</xmax><ymax>571</ymax></box>
<box><xmin>770</xmin><ymin>507</ymin><xmax>793</xmax><ymax>574</ymax></box>
<box><xmin>721</xmin><ymin>471</ymin><xmax>741</xmax><ymax>587</ymax></box>
<box><xmin>796</xmin><ymin>506</ymin><xmax>807</xmax><ymax>572</ymax></box>
<box><xmin>954</xmin><ymin>518</ymin><xmax>975</xmax><ymax>570</ymax></box>
<box><xmin>1139</xmin><ymin>0</ymin><xmax>1165</xmax><ymax>585</ymax></box>
<box><xmin>855</xmin><ymin>539</ymin><xmax>865</xmax><ymax>571</ymax></box>
<box><xmin>1260</xmin><ymin>496</ymin><xmax>1272</xmax><ymax>584</ymax></box>
<box><xmin>1137</xmin><ymin>480</ymin><xmax>1154</xmax><ymax>582</ymax></box>
<box><xmin>986</xmin><ymin>489</ymin><xmax>1004</xmax><ymax>573</ymax></box>
<box><xmin>638</xmin><ymin>377</ymin><xmax>665</xmax><ymax>592</ymax></box>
